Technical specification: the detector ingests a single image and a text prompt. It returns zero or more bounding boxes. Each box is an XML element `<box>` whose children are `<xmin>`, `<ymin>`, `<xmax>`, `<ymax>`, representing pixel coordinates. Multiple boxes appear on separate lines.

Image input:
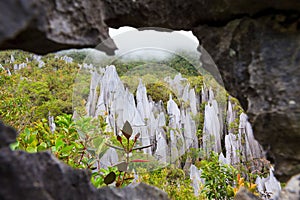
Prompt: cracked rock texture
<box><xmin>0</xmin><ymin>0</ymin><xmax>116</xmax><ymax>54</ymax></box>
<box><xmin>193</xmin><ymin>15</ymin><xmax>300</xmax><ymax>182</ymax></box>
<box><xmin>101</xmin><ymin>0</ymin><xmax>300</xmax><ymax>29</ymax></box>
<box><xmin>0</xmin><ymin>0</ymin><xmax>299</xmax><ymax>182</ymax></box>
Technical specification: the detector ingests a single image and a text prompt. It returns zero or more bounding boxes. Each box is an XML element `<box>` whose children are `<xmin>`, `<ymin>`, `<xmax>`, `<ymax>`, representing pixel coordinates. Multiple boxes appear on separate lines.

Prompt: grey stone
<box><xmin>0</xmin><ymin>148</ymin><xmax>99</xmax><ymax>200</ymax></box>
<box><xmin>0</xmin><ymin>0</ymin><xmax>116</xmax><ymax>54</ymax></box>
<box><xmin>234</xmin><ymin>187</ymin><xmax>260</xmax><ymax>200</ymax></box>
<box><xmin>102</xmin><ymin>0</ymin><xmax>300</xmax><ymax>29</ymax></box>
<box><xmin>0</xmin><ymin>122</ymin><xmax>17</xmax><ymax>149</ymax></box>
<box><xmin>279</xmin><ymin>174</ymin><xmax>300</xmax><ymax>200</ymax></box>
<box><xmin>193</xmin><ymin>15</ymin><xmax>300</xmax><ymax>181</ymax></box>
<box><xmin>189</xmin><ymin>164</ymin><xmax>204</xmax><ymax>197</ymax></box>
<box><xmin>202</xmin><ymin>97</ymin><xmax>222</xmax><ymax>154</ymax></box>
<box><xmin>97</xmin><ymin>182</ymin><xmax>169</xmax><ymax>200</ymax></box>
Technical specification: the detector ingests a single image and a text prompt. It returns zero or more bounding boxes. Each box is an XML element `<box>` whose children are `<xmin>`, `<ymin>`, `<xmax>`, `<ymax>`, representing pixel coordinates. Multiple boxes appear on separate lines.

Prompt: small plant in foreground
<box><xmin>103</xmin><ymin>121</ymin><xmax>152</xmax><ymax>187</ymax></box>
<box><xmin>12</xmin><ymin>114</ymin><xmax>113</xmax><ymax>187</ymax></box>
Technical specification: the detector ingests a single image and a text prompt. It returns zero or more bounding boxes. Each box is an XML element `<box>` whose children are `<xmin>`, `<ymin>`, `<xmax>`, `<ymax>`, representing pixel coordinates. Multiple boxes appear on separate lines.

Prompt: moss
<box><xmin>229</xmin><ymin>118</ymin><xmax>240</xmax><ymax>135</ymax></box>
<box><xmin>187</xmin><ymin>76</ymin><xmax>204</xmax><ymax>94</ymax></box>
<box><xmin>146</xmin><ymin>81</ymin><xmax>180</xmax><ymax>108</ymax></box>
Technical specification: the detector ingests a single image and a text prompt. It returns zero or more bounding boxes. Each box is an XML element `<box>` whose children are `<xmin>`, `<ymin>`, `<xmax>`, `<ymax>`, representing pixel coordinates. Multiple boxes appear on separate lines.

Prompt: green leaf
<box><xmin>92</xmin><ymin>176</ymin><xmax>103</xmax><ymax>188</ymax></box>
<box><xmin>105</xmin><ymin>143</ymin><xmax>125</xmax><ymax>151</ymax></box>
<box><xmin>93</xmin><ymin>136</ymin><xmax>107</xmax><ymax>156</ymax></box>
<box><xmin>51</xmin><ymin>146</ymin><xmax>57</xmax><ymax>152</ymax></box>
<box><xmin>62</xmin><ymin>127</ymin><xmax>69</xmax><ymax>133</ymax></box>
<box><xmin>121</xmin><ymin>121</ymin><xmax>132</xmax><ymax>139</ymax></box>
<box><xmin>87</xmin><ymin>158</ymin><xmax>96</xmax><ymax>165</ymax></box>
<box><xmin>114</xmin><ymin>161</ymin><xmax>128</xmax><ymax>172</ymax></box>
<box><xmin>61</xmin><ymin>145</ymin><xmax>74</xmax><ymax>153</ymax></box>
<box><xmin>9</xmin><ymin>141</ymin><xmax>19</xmax><ymax>150</ymax></box>
<box><xmin>87</xmin><ymin>147</ymin><xmax>96</xmax><ymax>157</ymax></box>
<box><xmin>37</xmin><ymin>142</ymin><xmax>47</xmax><ymax>151</ymax></box>
<box><xmin>27</xmin><ymin>134</ymin><xmax>37</xmax><ymax>144</ymax></box>
<box><xmin>55</xmin><ymin>138</ymin><xmax>64</xmax><ymax>150</ymax></box>
<box><xmin>40</xmin><ymin>142</ymin><xmax>47</xmax><ymax>148</ymax></box>
<box><xmin>104</xmin><ymin>172</ymin><xmax>116</xmax><ymax>185</ymax></box>
<box><xmin>72</xmin><ymin>141</ymin><xmax>84</xmax><ymax>149</ymax></box>
<box><xmin>98</xmin><ymin>148</ymin><xmax>108</xmax><ymax>159</ymax></box>
<box><xmin>24</xmin><ymin>128</ymin><xmax>31</xmax><ymax>136</ymax></box>
<box><xmin>77</xmin><ymin>130</ymin><xmax>86</xmax><ymax>139</ymax></box>
<box><xmin>26</xmin><ymin>146</ymin><xmax>37</xmax><ymax>153</ymax></box>
<box><xmin>32</xmin><ymin>130</ymin><xmax>38</xmax><ymax>135</ymax></box>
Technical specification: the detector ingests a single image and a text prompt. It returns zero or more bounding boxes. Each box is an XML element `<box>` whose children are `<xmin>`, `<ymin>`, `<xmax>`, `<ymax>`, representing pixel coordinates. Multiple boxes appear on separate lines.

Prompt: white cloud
<box><xmin>108</xmin><ymin>27</ymin><xmax>199</xmax><ymax>60</ymax></box>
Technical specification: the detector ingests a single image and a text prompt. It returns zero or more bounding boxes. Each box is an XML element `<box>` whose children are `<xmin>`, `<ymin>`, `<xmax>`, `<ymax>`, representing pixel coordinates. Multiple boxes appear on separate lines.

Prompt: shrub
<box><xmin>199</xmin><ymin>152</ymin><xmax>237</xmax><ymax>200</ymax></box>
<box><xmin>146</xmin><ymin>81</ymin><xmax>179</xmax><ymax>108</ymax></box>
<box><xmin>140</xmin><ymin>167</ymin><xmax>200</xmax><ymax>200</ymax></box>
<box><xmin>0</xmin><ymin>52</ymin><xmax>78</xmax><ymax>132</ymax></box>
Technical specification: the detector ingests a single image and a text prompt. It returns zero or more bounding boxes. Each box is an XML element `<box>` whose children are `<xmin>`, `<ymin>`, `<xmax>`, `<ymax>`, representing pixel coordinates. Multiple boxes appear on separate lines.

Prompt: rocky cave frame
<box><xmin>0</xmin><ymin>0</ymin><xmax>299</xmax><ymax>190</ymax></box>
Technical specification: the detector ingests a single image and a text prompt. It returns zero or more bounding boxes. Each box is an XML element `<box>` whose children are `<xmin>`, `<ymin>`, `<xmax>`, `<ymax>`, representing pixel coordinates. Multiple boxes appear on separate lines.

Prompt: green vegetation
<box><xmin>63</xmin><ymin>50</ymin><xmax>201</xmax><ymax>77</ymax></box>
<box><xmin>1</xmin><ymin>50</ymin><xmax>264</xmax><ymax>199</ymax></box>
<box><xmin>103</xmin><ymin>121</ymin><xmax>153</xmax><ymax>187</ymax></box>
<box><xmin>199</xmin><ymin>152</ymin><xmax>237</xmax><ymax>199</ymax></box>
<box><xmin>11</xmin><ymin>113</ymin><xmax>125</xmax><ymax>189</ymax></box>
<box><xmin>0</xmin><ymin>51</ymin><xmax>78</xmax><ymax>132</ymax></box>
<box><xmin>188</xmin><ymin>76</ymin><xmax>204</xmax><ymax>94</ymax></box>
<box><xmin>163</xmin><ymin>52</ymin><xmax>200</xmax><ymax>76</ymax></box>
<box><xmin>146</xmin><ymin>81</ymin><xmax>179</xmax><ymax>107</ymax></box>
<box><xmin>141</xmin><ymin>167</ymin><xmax>199</xmax><ymax>200</ymax></box>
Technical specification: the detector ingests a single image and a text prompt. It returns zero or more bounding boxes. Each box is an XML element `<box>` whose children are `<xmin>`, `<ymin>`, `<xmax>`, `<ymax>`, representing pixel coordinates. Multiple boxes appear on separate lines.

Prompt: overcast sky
<box><xmin>108</xmin><ymin>27</ymin><xmax>199</xmax><ymax>60</ymax></box>
<box><xmin>109</xmin><ymin>27</ymin><xmax>199</xmax><ymax>43</ymax></box>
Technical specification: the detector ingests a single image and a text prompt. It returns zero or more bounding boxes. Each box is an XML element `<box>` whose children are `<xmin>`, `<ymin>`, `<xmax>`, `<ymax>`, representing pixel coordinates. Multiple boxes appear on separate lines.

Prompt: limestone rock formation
<box><xmin>81</xmin><ymin>65</ymin><xmax>200</xmax><ymax>165</ymax></box>
<box><xmin>235</xmin><ymin>173</ymin><xmax>300</xmax><ymax>200</ymax></box>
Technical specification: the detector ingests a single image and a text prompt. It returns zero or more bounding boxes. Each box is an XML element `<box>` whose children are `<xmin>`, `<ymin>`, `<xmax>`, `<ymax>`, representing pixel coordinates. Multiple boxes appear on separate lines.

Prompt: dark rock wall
<box><xmin>102</xmin><ymin>0</ymin><xmax>300</xmax><ymax>29</ymax></box>
<box><xmin>193</xmin><ymin>15</ymin><xmax>300</xmax><ymax>181</ymax></box>
<box><xmin>0</xmin><ymin>0</ymin><xmax>299</xmax><ymax>181</ymax></box>
<box><xmin>0</xmin><ymin>0</ymin><xmax>116</xmax><ymax>54</ymax></box>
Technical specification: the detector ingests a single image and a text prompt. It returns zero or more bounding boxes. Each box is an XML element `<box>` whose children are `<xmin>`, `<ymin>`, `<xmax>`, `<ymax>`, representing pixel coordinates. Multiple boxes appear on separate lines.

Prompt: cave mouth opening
<box><xmin>0</xmin><ymin>25</ymin><xmax>278</xmax><ymax>198</ymax></box>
